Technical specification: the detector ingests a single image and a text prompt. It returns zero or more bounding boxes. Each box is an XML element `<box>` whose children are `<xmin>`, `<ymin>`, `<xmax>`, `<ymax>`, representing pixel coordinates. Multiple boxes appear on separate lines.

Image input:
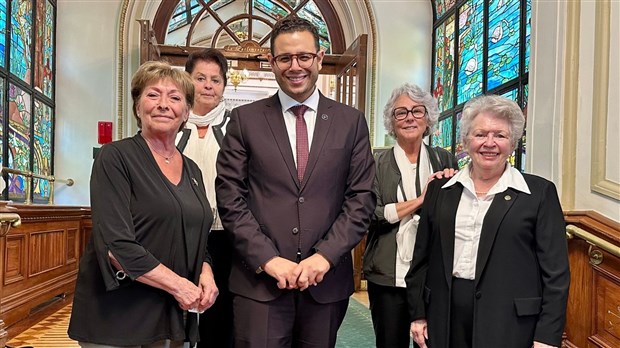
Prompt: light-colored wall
<box><xmin>54</xmin><ymin>0</ymin><xmax>121</xmax><ymax>205</ymax></box>
<box><xmin>370</xmin><ymin>1</ymin><xmax>433</xmax><ymax>147</ymax></box>
<box><xmin>528</xmin><ymin>0</ymin><xmax>619</xmax><ymax>222</ymax></box>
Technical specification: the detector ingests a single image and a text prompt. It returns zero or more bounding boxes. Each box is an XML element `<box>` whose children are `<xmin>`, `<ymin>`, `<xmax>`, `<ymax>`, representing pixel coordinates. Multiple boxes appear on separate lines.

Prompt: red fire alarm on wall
<box><xmin>98</xmin><ymin>121</ymin><xmax>113</xmax><ymax>144</ymax></box>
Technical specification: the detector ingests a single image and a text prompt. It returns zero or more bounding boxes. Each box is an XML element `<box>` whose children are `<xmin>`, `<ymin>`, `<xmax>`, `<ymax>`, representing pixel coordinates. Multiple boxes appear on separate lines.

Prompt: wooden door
<box><xmin>333</xmin><ymin>35</ymin><xmax>369</xmax><ymax>291</ymax></box>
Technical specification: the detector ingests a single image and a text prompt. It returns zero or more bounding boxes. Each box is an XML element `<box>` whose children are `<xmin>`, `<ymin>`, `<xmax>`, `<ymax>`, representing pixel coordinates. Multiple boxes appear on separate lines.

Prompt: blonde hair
<box><xmin>131</xmin><ymin>61</ymin><xmax>195</xmax><ymax>130</ymax></box>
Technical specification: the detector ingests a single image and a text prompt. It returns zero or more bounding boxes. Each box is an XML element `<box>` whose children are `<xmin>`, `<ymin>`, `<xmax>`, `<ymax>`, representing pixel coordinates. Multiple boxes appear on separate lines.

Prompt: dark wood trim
<box><xmin>152</xmin><ymin>0</ymin><xmax>178</xmax><ymax>44</ymax></box>
<box><xmin>313</xmin><ymin>0</ymin><xmax>344</xmax><ymax>53</ymax></box>
<box><xmin>564</xmin><ymin>210</ymin><xmax>620</xmax><ymax>244</ymax></box>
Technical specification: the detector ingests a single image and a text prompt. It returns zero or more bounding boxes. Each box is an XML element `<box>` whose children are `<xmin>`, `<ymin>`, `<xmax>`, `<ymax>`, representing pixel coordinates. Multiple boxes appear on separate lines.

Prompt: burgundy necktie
<box><xmin>290</xmin><ymin>104</ymin><xmax>309</xmax><ymax>182</ymax></box>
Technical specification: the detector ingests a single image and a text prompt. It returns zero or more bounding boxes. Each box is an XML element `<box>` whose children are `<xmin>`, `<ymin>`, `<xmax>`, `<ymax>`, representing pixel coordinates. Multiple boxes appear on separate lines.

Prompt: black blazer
<box><xmin>406</xmin><ymin>173</ymin><xmax>570</xmax><ymax>348</ymax></box>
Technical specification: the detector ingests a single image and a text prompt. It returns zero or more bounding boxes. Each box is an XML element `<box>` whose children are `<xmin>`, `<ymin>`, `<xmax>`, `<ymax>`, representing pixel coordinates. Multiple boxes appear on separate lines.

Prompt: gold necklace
<box><xmin>145</xmin><ymin>138</ymin><xmax>176</xmax><ymax>164</ymax></box>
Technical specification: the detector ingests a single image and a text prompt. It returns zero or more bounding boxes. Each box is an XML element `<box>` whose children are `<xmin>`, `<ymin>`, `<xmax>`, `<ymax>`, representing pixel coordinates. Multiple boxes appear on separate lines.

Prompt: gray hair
<box><xmin>383</xmin><ymin>83</ymin><xmax>439</xmax><ymax>138</ymax></box>
<box><xmin>460</xmin><ymin>95</ymin><xmax>525</xmax><ymax>151</ymax></box>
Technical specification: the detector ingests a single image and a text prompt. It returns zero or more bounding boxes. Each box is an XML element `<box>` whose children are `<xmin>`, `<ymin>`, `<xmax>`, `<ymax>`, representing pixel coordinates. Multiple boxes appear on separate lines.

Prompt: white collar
<box><xmin>278</xmin><ymin>87</ymin><xmax>320</xmax><ymax>113</ymax></box>
<box><xmin>442</xmin><ymin>162</ymin><xmax>531</xmax><ymax>196</ymax></box>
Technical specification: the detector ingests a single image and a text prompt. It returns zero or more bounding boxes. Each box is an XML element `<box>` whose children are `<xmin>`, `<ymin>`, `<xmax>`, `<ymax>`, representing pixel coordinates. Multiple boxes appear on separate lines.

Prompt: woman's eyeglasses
<box><xmin>392</xmin><ymin>106</ymin><xmax>427</xmax><ymax>120</ymax></box>
<box><xmin>272</xmin><ymin>53</ymin><xmax>318</xmax><ymax>70</ymax></box>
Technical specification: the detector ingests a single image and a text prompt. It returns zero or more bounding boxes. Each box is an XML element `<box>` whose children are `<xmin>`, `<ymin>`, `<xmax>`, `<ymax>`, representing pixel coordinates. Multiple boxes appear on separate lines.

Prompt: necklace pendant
<box><xmin>165</xmin><ymin>158</ymin><xmax>170</xmax><ymax>164</ymax></box>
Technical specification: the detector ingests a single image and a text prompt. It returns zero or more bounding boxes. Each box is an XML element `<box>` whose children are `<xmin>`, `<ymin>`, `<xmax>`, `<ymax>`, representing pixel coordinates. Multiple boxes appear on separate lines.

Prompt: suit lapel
<box><xmin>300</xmin><ymin>93</ymin><xmax>334</xmax><ymax>191</ymax></box>
<box><xmin>439</xmin><ymin>184</ymin><xmax>462</xmax><ymax>287</ymax></box>
<box><xmin>474</xmin><ymin>188</ymin><xmax>518</xmax><ymax>284</ymax></box>
<box><xmin>263</xmin><ymin>95</ymin><xmax>300</xmax><ymax>188</ymax></box>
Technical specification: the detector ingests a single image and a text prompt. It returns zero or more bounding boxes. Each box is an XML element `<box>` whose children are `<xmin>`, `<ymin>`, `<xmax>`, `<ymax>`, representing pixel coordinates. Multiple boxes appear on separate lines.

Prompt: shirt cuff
<box><xmin>384</xmin><ymin>203</ymin><xmax>399</xmax><ymax>224</ymax></box>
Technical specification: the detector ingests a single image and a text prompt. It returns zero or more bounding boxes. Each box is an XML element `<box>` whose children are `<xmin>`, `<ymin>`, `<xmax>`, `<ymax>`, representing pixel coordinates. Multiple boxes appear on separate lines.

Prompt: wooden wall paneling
<box><xmin>590</xmin><ymin>248</ymin><xmax>620</xmax><ymax>348</ymax></box>
<box><xmin>0</xmin><ymin>205</ymin><xmax>91</xmax><ymax>331</ymax></box>
<box><xmin>66</xmin><ymin>228</ymin><xmax>78</xmax><ymax>264</ymax></box>
<box><xmin>29</xmin><ymin>229</ymin><xmax>65</xmax><ymax>277</ymax></box>
<box><xmin>564</xmin><ymin>211</ymin><xmax>620</xmax><ymax>348</ymax></box>
<box><xmin>565</xmin><ymin>238</ymin><xmax>595</xmax><ymax>348</ymax></box>
<box><xmin>3</xmin><ymin>235</ymin><xmax>26</xmax><ymax>285</ymax></box>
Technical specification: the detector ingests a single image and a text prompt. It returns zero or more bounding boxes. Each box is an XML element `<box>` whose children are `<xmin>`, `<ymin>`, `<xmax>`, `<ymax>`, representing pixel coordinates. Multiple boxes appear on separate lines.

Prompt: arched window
<box><xmin>431</xmin><ymin>0</ymin><xmax>530</xmax><ymax>170</ymax></box>
<box><xmin>0</xmin><ymin>0</ymin><xmax>55</xmax><ymax>203</ymax></box>
<box><xmin>153</xmin><ymin>0</ymin><xmax>344</xmax><ymax>53</ymax></box>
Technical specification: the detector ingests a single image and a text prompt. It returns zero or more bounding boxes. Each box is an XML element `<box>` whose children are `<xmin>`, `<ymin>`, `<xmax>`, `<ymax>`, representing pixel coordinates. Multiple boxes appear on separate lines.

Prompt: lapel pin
<box><xmin>322</xmin><ymin>114</ymin><xmax>329</xmax><ymax>120</ymax></box>
<box><xmin>504</xmin><ymin>195</ymin><xmax>511</xmax><ymax>201</ymax></box>
<box><xmin>192</xmin><ymin>178</ymin><xmax>199</xmax><ymax>186</ymax></box>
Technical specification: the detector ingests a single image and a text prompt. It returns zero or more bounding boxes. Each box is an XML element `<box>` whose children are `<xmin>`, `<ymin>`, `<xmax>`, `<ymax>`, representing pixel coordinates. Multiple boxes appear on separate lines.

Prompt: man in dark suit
<box><xmin>215</xmin><ymin>15</ymin><xmax>376</xmax><ymax>348</ymax></box>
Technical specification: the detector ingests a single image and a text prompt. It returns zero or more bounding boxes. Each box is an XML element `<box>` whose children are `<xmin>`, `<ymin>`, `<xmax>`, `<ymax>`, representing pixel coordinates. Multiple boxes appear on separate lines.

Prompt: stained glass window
<box><xmin>10</xmin><ymin>0</ymin><xmax>32</xmax><ymax>84</ymax></box>
<box><xmin>2</xmin><ymin>0</ymin><xmax>55</xmax><ymax>202</ymax></box>
<box><xmin>33</xmin><ymin>98</ymin><xmax>51</xmax><ymax>201</ymax></box>
<box><xmin>457</xmin><ymin>0</ymin><xmax>483</xmax><ymax>104</ymax></box>
<box><xmin>431</xmin><ymin>0</ymin><xmax>529</xmax><ymax>171</ymax></box>
<box><xmin>34</xmin><ymin>0</ymin><xmax>53</xmax><ymax>98</ymax></box>
<box><xmin>433</xmin><ymin>116</ymin><xmax>453</xmax><ymax>152</ymax></box>
<box><xmin>487</xmin><ymin>0</ymin><xmax>520</xmax><ymax>91</ymax></box>
<box><xmin>8</xmin><ymin>83</ymin><xmax>31</xmax><ymax>201</ymax></box>
<box><xmin>165</xmin><ymin>0</ymin><xmax>331</xmax><ymax>53</ymax></box>
<box><xmin>435</xmin><ymin>0</ymin><xmax>456</xmax><ymax>19</ymax></box>
<box><xmin>0</xmin><ymin>0</ymin><xmax>7</xmax><ymax>68</ymax></box>
<box><xmin>0</xmin><ymin>78</ymin><xmax>3</xmax><ymax>166</ymax></box>
<box><xmin>525</xmin><ymin>0</ymin><xmax>531</xmax><ymax>73</ymax></box>
<box><xmin>433</xmin><ymin>15</ymin><xmax>455</xmax><ymax>112</ymax></box>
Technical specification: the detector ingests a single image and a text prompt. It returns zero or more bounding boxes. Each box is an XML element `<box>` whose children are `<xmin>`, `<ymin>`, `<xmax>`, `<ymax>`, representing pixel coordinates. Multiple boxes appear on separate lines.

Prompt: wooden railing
<box><xmin>2</xmin><ymin>167</ymin><xmax>74</xmax><ymax>205</ymax></box>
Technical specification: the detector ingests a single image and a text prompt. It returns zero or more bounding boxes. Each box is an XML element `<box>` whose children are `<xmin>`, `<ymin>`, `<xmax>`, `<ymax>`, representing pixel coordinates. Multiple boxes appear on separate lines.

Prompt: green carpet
<box><xmin>336</xmin><ymin>298</ymin><xmax>375</xmax><ymax>347</ymax></box>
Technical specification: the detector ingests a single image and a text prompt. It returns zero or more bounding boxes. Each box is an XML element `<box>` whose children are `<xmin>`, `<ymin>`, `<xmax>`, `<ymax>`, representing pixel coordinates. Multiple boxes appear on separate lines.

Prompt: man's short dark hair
<box><xmin>270</xmin><ymin>15</ymin><xmax>320</xmax><ymax>55</ymax></box>
<box><xmin>185</xmin><ymin>48</ymin><xmax>228</xmax><ymax>87</ymax></box>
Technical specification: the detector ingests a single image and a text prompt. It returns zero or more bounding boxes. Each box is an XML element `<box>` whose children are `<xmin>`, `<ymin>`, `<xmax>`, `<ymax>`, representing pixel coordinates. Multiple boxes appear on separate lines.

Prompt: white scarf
<box><xmin>393</xmin><ymin>142</ymin><xmax>432</xmax><ymax>263</ymax></box>
<box><xmin>188</xmin><ymin>100</ymin><xmax>226</xmax><ymax>127</ymax></box>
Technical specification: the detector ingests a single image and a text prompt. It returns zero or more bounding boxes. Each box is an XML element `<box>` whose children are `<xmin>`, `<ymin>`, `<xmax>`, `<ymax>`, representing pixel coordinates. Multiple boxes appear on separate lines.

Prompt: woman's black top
<box><xmin>68</xmin><ymin>133</ymin><xmax>213</xmax><ymax>346</ymax></box>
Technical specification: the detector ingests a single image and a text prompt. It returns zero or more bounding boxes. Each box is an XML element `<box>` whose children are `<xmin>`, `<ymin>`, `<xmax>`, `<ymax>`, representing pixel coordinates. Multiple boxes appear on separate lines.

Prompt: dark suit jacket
<box><xmin>216</xmin><ymin>92</ymin><xmax>376</xmax><ymax>304</ymax></box>
<box><xmin>406</xmin><ymin>174</ymin><xmax>570</xmax><ymax>348</ymax></box>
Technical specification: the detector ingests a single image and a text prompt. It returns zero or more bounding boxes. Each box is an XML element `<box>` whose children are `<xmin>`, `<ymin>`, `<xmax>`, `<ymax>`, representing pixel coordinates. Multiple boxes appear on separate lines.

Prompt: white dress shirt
<box><xmin>277</xmin><ymin>88</ymin><xmax>320</xmax><ymax>167</ymax></box>
<box><xmin>442</xmin><ymin>163</ymin><xmax>531</xmax><ymax>280</ymax></box>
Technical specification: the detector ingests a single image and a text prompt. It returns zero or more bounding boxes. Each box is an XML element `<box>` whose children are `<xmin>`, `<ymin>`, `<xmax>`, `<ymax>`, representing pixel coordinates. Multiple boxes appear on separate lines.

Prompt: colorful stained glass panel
<box><xmin>255</xmin><ymin>0</ymin><xmax>288</xmax><ymax>20</ymax></box>
<box><xmin>0</xmin><ymin>78</ymin><xmax>4</xmax><ymax>168</ymax></box>
<box><xmin>435</xmin><ymin>0</ymin><xmax>456</xmax><ymax>19</ymax></box>
<box><xmin>487</xmin><ymin>0</ymin><xmax>520</xmax><ymax>91</ymax></box>
<box><xmin>33</xmin><ymin>99</ymin><xmax>52</xmax><ymax>201</ymax></box>
<box><xmin>34</xmin><ymin>0</ymin><xmax>54</xmax><ymax>98</ymax></box>
<box><xmin>433</xmin><ymin>115</ymin><xmax>453</xmax><ymax>152</ymax></box>
<box><xmin>433</xmin><ymin>15</ymin><xmax>455</xmax><ymax>112</ymax></box>
<box><xmin>455</xmin><ymin>111</ymin><xmax>470</xmax><ymax>168</ymax></box>
<box><xmin>8</xmin><ymin>83</ymin><xmax>31</xmax><ymax>201</ymax></box>
<box><xmin>10</xmin><ymin>0</ymin><xmax>32</xmax><ymax>84</ymax></box>
<box><xmin>301</xmin><ymin>1</ymin><xmax>330</xmax><ymax>53</ymax></box>
<box><xmin>521</xmin><ymin>84</ymin><xmax>528</xmax><ymax>171</ymax></box>
<box><xmin>500</xmin><ymin>88</ymin><xmax>518</xmax><ymax>101</ymax></box>
<box><xmin>457</xmin><ymin>0</ymin><xmax>484</xmax><ymax>105</ymax></box>
<box><xmin>525</xmin><ymin>0</ymin><xmax>531</xmax><ymax>73</ymax></box>
<box><xmin>0</xmin><ymin>0</ymin><xmax>7</xmax><ymax>68</ymax></box>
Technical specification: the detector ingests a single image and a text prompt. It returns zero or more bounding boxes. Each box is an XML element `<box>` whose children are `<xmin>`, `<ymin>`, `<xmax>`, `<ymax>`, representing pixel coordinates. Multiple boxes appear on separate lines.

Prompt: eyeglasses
<box><xmin>272</xmin><ymin>53</ymin><xmax>318</xmax><ymax>70</ymax></box>
<box><xmin>392</xmin><ymin>106</ymin><xmax>427</xmax><ymax>120</ymax></box>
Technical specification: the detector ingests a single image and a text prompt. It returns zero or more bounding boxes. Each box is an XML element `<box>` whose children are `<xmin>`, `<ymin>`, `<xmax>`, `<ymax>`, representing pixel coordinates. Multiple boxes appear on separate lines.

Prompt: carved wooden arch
<box><xmin>152</xmin><ymin>0</ymin><xmax>345</xmax><ymax>53</ymax></box>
